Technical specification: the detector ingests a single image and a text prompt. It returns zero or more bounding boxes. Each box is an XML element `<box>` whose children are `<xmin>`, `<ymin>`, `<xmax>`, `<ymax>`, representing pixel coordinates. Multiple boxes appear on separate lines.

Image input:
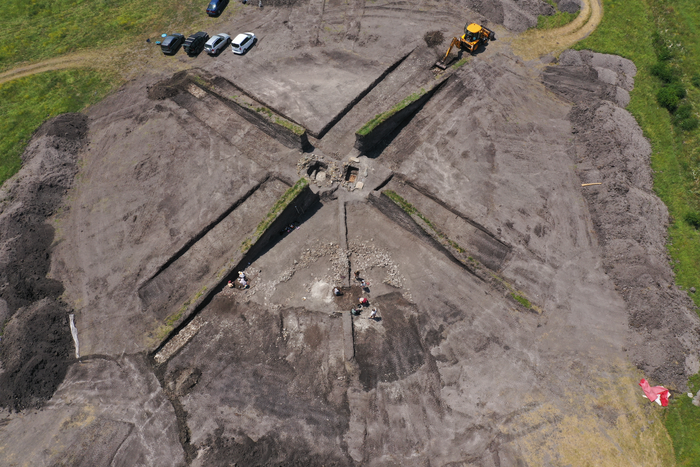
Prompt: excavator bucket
<box><xmin>434</xmin><ymin>37</ymin><xmax>461</xmax><ymax>70</ymax></box>
<box><xmin>434</xmin><ymin>60</ymin><xmax>449</xmax><ymax>70</ymax></box>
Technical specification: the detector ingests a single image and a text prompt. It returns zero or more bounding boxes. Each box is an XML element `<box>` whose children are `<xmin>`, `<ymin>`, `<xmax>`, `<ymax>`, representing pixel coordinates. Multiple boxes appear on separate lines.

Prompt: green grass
<box><xmin>0</xmin><ymin>0</ymin><xmax>202</xmax><ymax>71</ymax></box>
<box><xmin>511</xmin><ymin>293</ymin><xmax>532</xmax><ymax>309</ymax></box>
<box><xmin>576</xmin><ymin>0</ymin><xmax>700</xmax><ymax>464</ymax></box>
<box><xmin>665</xmin><ymin>374</ymin><xmax>700</xmax><ymax>466</ymax></box>
<box><xmin>357</xmin><ymin>89</ymin><xmax>427</xmax><ymax>136</ymax></box>
<box><xmin>241</xmin><ymin>178</ymin><xmax>309</xmax><ymax>253</ymax></box>
<box><xmin>274</xmin><ymin>117</ymin><xmax>306</xmax><ymax>135</ymax></box>
<box><xmin>537</xmin><ymin>10</ymin><xmax>578</xmax><ymax>30</ymax></box>
<box><xmin>0</xmin><ymin>69</ymin><xmax>118</xmax><ymax>185</ymax></box>
<box><xmin>226</xmin><ymin>92</ymin><xmax>306</xmax><ymax>135</ymax></box>
<box><xmin>451</xmin><ymin>57</ymin><xmax>469</xmax><ymax>70</ymax></box>
<box><xmin>535</xmin><ymin>0</ymin><xmax>578</xmax><ymax>31</ymax></box>
<box><xmin>151</xmin><ymin>285</ymin><xmax>207</xmax><ymax>343</ymax></box>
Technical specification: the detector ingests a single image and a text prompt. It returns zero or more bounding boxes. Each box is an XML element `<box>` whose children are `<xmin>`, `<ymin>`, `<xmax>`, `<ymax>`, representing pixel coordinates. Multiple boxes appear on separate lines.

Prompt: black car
<box><xmin>183</xmin><ymin>32</ymin><xmax>209</xmax><ymax>56</ymax></box>
<box><xmin>206</xmin><ymin>0</ymin><xmax>229</xmax><ymax>16</ymax></box>
<box><xmin>160</xmin><ymin>34</ymin><xmax>185</xmax><ymax>55</ymax></box>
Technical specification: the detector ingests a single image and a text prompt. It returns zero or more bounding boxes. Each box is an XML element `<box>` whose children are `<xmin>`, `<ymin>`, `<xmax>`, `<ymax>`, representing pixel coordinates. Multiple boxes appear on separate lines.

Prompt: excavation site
<box><xmin>1</xmin><ymin>0</ymin><xmax>699</xmax><ymax>465</ymax></box>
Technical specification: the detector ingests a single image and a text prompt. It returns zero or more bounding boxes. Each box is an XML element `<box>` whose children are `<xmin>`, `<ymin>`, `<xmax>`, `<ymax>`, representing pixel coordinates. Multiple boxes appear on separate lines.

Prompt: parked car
<box><xmin>231</xmin><ymin>32</ymin><xmax>256</xmax><ymax>55</ymax></box>
<box><xmin>160</xmin><ymin>34</ymin><xmax>185</xmax><ymax>55</ymax></box>
<box><xmin>204</xmin><ymin>33</ymin><xmax>231</xmax><ymax>55</ymax></box>
<box><xmin>183</xmin><ymin>31</ymin><xmax>209</xmax><ymax>56</ymax></box>
<box><xmin>206</xmin><ymin>0</ymin><xmax>229</xmax><ymax>16</ymax></box>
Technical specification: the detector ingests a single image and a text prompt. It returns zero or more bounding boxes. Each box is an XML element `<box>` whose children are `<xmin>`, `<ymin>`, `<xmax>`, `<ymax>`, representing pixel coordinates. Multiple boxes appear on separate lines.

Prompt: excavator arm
<box><xmin>441</xmin><ymin>37</ymin><xmax>463</xmax><ymax>63</ymax></box>
<box><xmin>434</xmin><ymin>37</ymin><xmax>463</xmax><ymax>70</ymax></box>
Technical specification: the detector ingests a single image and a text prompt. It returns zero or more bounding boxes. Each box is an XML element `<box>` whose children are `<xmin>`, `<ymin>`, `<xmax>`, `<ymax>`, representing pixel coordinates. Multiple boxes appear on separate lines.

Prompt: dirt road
<box><xmin>512</xmin><ymin>0</ymin><xmax>603</xmax><ymax>59</ymax></box>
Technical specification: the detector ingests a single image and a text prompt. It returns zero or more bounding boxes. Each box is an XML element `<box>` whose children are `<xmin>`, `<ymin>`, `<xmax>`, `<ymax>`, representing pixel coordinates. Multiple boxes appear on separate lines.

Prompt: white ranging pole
<box><xmin>69</xmin><ymin>314</ymin><xmax>80</xmax><ymax>359</ymax></box>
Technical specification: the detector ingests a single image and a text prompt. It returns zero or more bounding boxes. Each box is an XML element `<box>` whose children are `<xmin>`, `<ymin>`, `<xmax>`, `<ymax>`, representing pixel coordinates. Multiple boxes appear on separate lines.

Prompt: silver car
<box><xmin>231</xmin><ymin>32</ymin><xmax>256</xmax><ymax>55</ymax></box>
<box><xmin>204</xmin><ymin>33</ymin><xmax>231</xmax><ymax>55</ymax></box>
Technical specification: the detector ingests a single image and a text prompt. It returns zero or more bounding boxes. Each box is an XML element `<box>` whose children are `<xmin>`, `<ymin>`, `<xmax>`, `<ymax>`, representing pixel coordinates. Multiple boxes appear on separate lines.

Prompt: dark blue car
<box><xmin>206</xmin><ymin>0</ymin><xmax>229</xmax><ymax>16</ymax></box>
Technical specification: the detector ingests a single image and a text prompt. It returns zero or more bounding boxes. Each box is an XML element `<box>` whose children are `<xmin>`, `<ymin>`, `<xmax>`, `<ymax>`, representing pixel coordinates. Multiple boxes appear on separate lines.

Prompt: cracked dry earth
<box><xmin>1</xmin><ymin>0</ymin><xmax>699</xmax><ymax>465</ymax></box>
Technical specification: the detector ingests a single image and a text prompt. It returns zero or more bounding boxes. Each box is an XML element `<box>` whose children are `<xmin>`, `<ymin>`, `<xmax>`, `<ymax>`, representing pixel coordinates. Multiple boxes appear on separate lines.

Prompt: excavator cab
<box><xmin>464</xmin><ymin>23</ymin><xmax>482</xmax><ymax>44</ymax></box>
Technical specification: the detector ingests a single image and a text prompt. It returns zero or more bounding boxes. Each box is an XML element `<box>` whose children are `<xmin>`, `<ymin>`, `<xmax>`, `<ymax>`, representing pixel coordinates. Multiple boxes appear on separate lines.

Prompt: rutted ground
<box><xmin>0</xmin><ymin>0</ymin><xmax>695</xmax><ymax>465</ymax></box>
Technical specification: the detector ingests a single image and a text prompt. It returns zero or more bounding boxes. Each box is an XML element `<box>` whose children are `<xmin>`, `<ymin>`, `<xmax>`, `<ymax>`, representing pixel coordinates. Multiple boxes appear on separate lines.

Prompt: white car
<box><xmin>204</xmin><ymin>33</ymin><xmax>231</xmax><ymax>55</ymax></box>
<box><xmin>231</xmin><ymin>32</ymin><xmax>256</xmax><ymax>55</ymax></box>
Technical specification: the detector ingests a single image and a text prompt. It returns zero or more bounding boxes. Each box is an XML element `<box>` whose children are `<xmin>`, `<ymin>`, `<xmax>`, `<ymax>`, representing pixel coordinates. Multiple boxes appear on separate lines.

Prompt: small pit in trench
<box><xmin>345</xmin><ymin>166</ymin><xmax>359</xmax><ymax>183</ymax></box>
<box><xmin>307</xmin><ymin>161</ymin><xmax>328</xmax><ymax>182</ymax></box>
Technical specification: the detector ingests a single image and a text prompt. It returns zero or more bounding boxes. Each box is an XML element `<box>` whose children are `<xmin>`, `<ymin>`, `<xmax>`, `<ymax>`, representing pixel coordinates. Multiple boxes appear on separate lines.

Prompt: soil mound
<box><xmin>0</xmin><ymin>299</ymin><xmax>73</xmax><ymax>411</ymax></box>
<box><xmin>457</xmin><ymin>0</ymin><xmax>555</xmax><ymax>32</ymax></box>
<box><xmin>147</xmin><ymin>70</ymin><xmax>190</xmax><ymax>100</ymax></box>
<box><xmin>0</xmin><ymin>113</ymin><xmax>86</xmax><ymax>410</ymax></box>
<box><xmin>544</xmin><ymin>49</ymin><xmax>636</xmax><ymax>108</ymax></box>
<box><xmin>424</xmin><ymin>30</ymin><xmax>444</xmax><ymax>48</ymax></box>
<box><xmin>544</xmin><ymin>50</ymin><xmax>700</xmax><ymax>389</ymax></box>
<box><xmin>556</xmin><ymin>0</ymin><xmax>582</xmax><ymax>13</ymax></box>
<box><xmin>37</xmin><ymin>112</ymin><xmax>88</xmax><ymax>141</ymax></box>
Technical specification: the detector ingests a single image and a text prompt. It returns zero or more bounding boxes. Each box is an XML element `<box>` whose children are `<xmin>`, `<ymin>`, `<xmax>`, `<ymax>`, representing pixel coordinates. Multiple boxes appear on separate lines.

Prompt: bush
<box><xmin>672</xmin><ymin>103</ymin><xmax>699</xmax><ymax>131</ymax></box>
<box><xmin>652</xmin><ymin>31</ymin><xmax>674</xmax><ymax>61</ymax></box>
<box><xmin>677</xmin><ymin>117</ymin><xmax>699</xmax><ymax>131</ymax></box>
<box><xmin>685</xmin><ymin>212</ymin><xmax>700</xmax><ymax>229</ymax></box>
<box><xmin>692</xmin><ymin>74</ymin><xmax>700</xmax><ymax>88</ymax></box>
<box><xmin>670</xmin><ymin>82</ymin><xmax>687</xmax><ymax>99</ymax></box>
<box><xmin>658</xmin><ymin>86</ymin><xmax>681</xmax><ymax>111</ymax></box>
<box><xmin>674</xmin><ymin>103</ymin><xmax>693</xmax><ymax>119</ymax></box>
<box><xmin>651</xmin><ymin>62</ymin><xmax>678</xmax><ymax>83</ymax></box>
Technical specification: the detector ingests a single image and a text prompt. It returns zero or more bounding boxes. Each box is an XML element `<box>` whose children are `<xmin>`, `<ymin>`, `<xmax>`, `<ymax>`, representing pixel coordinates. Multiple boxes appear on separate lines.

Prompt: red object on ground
<box><xmin>639</xmin><ymin>378</ymin><xmax>670</xmax><ymax>407</ymax></box>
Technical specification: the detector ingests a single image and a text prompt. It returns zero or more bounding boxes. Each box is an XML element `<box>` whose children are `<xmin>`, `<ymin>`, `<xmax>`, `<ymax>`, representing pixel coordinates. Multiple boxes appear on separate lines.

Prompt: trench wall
<box><xmin>138</xmin><ymin>176</ymin><xmax>289</xmax><ymax>321</ymax></box>
<box><xmin>199</xmin><ymin>75</ymin><xmax>310</xmax><ymax>151</ymax></box>
<box><xmin>149</xmin><ymin>182</ymin><xmax>319</xmax><ymax>354</ymax></box>
<box><xmin>385</xmin><ymin>177</ymin><xmax>511</xmax><ymax>271</ymax></box>
<box><xmin>354</xmin><ymin>76</ymin><xmax>449</xmax><ymax>153</ymax></box>
<box><xmin>366</xmin><ymin>191</ymin><xmax>480</xmax><ymax>279</ymax></box>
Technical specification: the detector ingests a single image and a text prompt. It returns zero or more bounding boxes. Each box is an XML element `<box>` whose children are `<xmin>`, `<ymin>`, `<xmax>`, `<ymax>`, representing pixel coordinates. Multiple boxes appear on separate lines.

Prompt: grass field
<box><xmin>0</xmin><ymin>0</ymin><xmax>207</xmax><ymax>187</ymax></box>
<box><xmin>0</xmin><ymin>0</ymin><xmax>202</xmax><ymax>71</ymax></box>
<box><xmin>0</xmin><ymin>69</ymin><xmax>118</xmax><ymax>184</ymax></box>
<box><xmin>577</xmin><ymin>0</ymin><xmax>700</xmax><ymax>464</ymax></box>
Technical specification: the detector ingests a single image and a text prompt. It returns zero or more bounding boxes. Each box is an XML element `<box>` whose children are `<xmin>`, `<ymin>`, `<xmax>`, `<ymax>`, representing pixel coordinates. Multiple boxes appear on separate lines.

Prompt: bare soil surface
<box><xmin>0</xmin><ymin>0</ymin><xmax>696</xmax><ymax>465</ymax></box>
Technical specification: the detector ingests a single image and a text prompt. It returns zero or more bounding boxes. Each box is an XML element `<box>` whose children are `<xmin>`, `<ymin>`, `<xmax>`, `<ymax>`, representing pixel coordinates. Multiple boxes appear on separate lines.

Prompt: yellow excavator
<box><xmin>435</xmin><ymin>23</ymin><xmax>495</xmax><ymax>69</ymax></box>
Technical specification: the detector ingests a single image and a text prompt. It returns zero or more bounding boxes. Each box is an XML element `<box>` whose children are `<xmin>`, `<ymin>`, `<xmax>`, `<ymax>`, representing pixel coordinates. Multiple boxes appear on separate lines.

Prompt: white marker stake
<box><xmin>69</xmin><ymin>314</ymin><xmax>80</xmax><ymax>359</ymax></box>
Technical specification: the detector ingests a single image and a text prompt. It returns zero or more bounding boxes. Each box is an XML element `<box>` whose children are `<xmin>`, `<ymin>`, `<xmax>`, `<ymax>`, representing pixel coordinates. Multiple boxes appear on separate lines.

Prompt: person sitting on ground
<box><xmin>238</xmin><ymin>277</ymin><xmax>248</xmax><ymax>289</ymax></box>
<box><xmin>351</xmin><ymin>307</ymin><xmax>361</xmax><ymax>316</ymax></box>
<box><xmin>238</xmin><ymin>271</ymin><xmax>246</xmax><ymax>280</ymax></box>
<box><xmin>333</xmin><ymin>287</ymin><xmax>342</xmax><ymax>296</ymax></box>
<box><xmin>227</xmin><ymin>280</ymin><xmax>234</xmax><ymax>288</ymax></box>
<box><xmin>359</xmin><ymin>297</ymin><xmax>369</xmax><ymax>306</ymax></box>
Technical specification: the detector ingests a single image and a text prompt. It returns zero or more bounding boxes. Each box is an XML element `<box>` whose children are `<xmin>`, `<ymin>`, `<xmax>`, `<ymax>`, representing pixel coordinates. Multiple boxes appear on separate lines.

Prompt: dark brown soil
<box><xmin>146</xmin><ymin>70</ymin><xmax>190</xmax><ymax>100</ymax></box>
<box><xmin>424</xmin><ymin>30</ymin><xmax>445</xmax><ymax>48</ymax></box>
<box><xmin>0</xmin><ymin>299</ymin><xmax>73</xmax><ymax>411</ymax></box>
<box><xmin>199</xmin><ymin>429</ymin><xmax>351</xmax><ymax>467</ymax></box>
<box><xmin>354</xmin><ymin>292</ymin><xmax>427</xmax><ymax>391</ymax></box>
<box><xmin>0</xmin><ymin>113</ymin><xmax>85</xmax><ymax>410</ymax></box>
